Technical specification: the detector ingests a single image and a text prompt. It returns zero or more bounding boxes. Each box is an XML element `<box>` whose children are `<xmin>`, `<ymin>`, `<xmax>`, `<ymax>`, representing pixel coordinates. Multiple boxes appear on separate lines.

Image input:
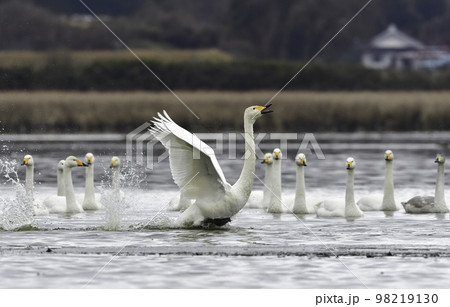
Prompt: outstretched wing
<box><xmin>149</xmin><ymin>111</ymin><xmax>227</xmax><ymax>200</ymax></box>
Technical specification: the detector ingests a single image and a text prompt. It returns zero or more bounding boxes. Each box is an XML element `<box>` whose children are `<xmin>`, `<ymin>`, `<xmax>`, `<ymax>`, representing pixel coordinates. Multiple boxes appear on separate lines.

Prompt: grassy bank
<box><xmin>1</xmin><ymin>91</ymin><xmax>450</xmax><ymax>133</ymax></box>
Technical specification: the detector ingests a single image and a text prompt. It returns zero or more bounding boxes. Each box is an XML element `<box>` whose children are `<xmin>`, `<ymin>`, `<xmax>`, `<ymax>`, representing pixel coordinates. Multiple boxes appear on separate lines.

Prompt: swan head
<box><xmin>21</xmin><ymin>154</ymin><xmax>33</xmax><ymax>166</ymax></box>
<box><xmin>57</xmin><ymin>160</ymin><xmax>65</xmax><ymax>171</ymax></box>
<box><xmin>273</xmin><ymin>148</ymin><xmax>282</xmax><ymax>160</ymax></box>
<box><xmin>261</xmin><ymin>153</ymin><xmax>273</xmax><ymax>165</ymax></box>
<box><xmin>435</xmin><ymin>153</ymin><xmax>445</xmax><ymax>164</ymax></box>
<box><xmin>246</xmin><ymin>104</ymin><xmax>273</xmax><ymax>122</ymax></box>
<box><xmin>295</xmin><ymin>153</ymin><xmax>307</xmax><ymax>166</ymax></box>
<box><xmin>346</xmin><ymin>157</ymin><xmax>356</xmax><ymax>170</ymax></box>
<box><xmin>85</xmin><ymin>153</ymin><xmax>95</xmax><ymax>165</ymax></box>
<box><xmin>385</xmin><ymin>150</ymin><xmax>394</xmax><ymax>161</ymax></box>
<box><xmin>65</xmin><ymin>156</ymin><xmax>88</xmax><ymax>168</ymax></box>
<box><xmin>110</xmin><ymin>156</ymin><xmax>121</xmax><ymax>169</ymax></box>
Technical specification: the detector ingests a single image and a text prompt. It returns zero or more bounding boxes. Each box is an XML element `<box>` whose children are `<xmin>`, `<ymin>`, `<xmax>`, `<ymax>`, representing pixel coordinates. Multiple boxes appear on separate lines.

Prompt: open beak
<box><xmin>261</xmin><ymin>103</ymin><xmax>273</xmax><ymax>114</ymax></box>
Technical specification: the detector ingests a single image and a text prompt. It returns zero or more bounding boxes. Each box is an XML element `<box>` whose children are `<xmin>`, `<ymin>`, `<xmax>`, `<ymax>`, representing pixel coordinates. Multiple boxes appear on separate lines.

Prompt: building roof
<box><xmin>370</xmin><ymin>24</ymin><xmax>424</xmax><ymax>50</ymax></box>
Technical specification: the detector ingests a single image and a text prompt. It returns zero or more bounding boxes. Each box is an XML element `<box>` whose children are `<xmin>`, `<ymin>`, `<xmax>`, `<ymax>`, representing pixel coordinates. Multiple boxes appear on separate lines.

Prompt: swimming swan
<box><xmin>149</xmin><ymin>105</ymin><xmax>272</xmax><ymax>226</ymax></box>
<box><xmin>289</xmin><ymin>153</ymin><xmax>319</xmax><ymax>214</ymax></box>
<box><xmin>246</xmin><ymin>153</ymin><xmax>274</xmax><ymax>209</ymax></box>
<box><xmin>44</xmin><ymin>156</ymin><xmax>87</xmax><ymax>214</ymax></box>
<box><xmin>57</xmin><ymin>160</ymin><xmax>65</xmax><ymax>196</ymax></box>
<box><xmin>109</xmin><ymin>156</ymin><xmax>125</xmax><ymax>201</ymax></box>
<box><xmin>267</xmin><ymin>148</ymin><xmax>288</xmax><ymax>213</ymax></box>
<box><xmin>315</xmin><ymin>157</ymin><xmax>364</xmax><ymax>218</ymax></box>
<box><xmin>21</xmin><ymin>155</ymin><xmax>48</xmax><ymax>216</ymax></box>
<box><xmin>401</xmin><ymin>153</ymin><xmax>449</xmax><ymax>214</ymax></box>
<box><xmin>82</xmin><ymin>153</ymin><xmax>102</xmax><ymax>210</ymax></box>
<box><xmin>357</xmin><ymin>150</ymin><xmax>398</xmax><ymax>211</ymax></box>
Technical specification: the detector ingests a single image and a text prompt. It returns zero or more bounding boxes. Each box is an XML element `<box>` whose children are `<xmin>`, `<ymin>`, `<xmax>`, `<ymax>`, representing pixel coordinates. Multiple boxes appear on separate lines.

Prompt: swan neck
<box><xmin>382</xmin><ymin>160</ymin><xmax>396</xmax><ymax>210</ymax></box>
<box><xmin>64</xmin><ymin>166</ymin><xmax>78</xmax><ymax>211</ymax></box>
<box><xmin>267</xmin><ymin>158</ymin><xmax>283</xmax><ymax>212</ymax></box>
<box><xmin>435</xmin><ymin>163</ymin><xmax>446</xmax><ymax>208</ymax></box>
<box><xmin>84</xmin><ymin>164</ymin><xmax>95</xmax><ymax>199</ymax></box>
<box><xmin>25</xmin><ymin>165</ymin><xmax>34</xmax><ymax>198</ymax></box>
<box><xmin>345</xmin><ymin>169</ymin><xmax>356</xmax><ymax>209</ymax></box>
<box><xmin>57</xmin><ymin>168</ymin><xmax>65</xmax><ymax>196</ymax></box>
<box><xmin>262</xmin><ymin>164</ymin><xmax>273</xmax><ymax>205</ymax></box>
<box><xmin>113</xmin><ymin>167</ymin><xmax>120</xmax><ymax>191</ymax></box>
<box><xmin>293</xmin><ymin>166</ymin><xmax>306</xmax><ymax>211</ymax></box>
<box><xmin>234</xmin><ymin>116</ymin><xmax>256</xmax><ymax>196</ymax></box>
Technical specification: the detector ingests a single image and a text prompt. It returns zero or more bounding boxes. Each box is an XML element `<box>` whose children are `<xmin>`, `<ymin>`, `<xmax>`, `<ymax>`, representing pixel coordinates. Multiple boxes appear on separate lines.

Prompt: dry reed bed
<box><xmin>1</xmin><ymin>91</ymin><xmax>450</xmax><ymax>133</ymax></box>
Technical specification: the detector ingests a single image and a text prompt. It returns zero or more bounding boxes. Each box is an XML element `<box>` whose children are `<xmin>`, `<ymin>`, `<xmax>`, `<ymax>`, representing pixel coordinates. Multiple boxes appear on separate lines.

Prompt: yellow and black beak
<box><xmin>435</xmin><ymin>158</ymin><xmax>439</xmax><ymax>163</ymax></box>
<box><xmin>347</xmin><ymin>161</ymin><xmax>352</xmax><ymax>169</ymax></box>
<box><xmin>110</xmin><ymin>160</ymin><xmax>116</xmax><ymax>168</ymax></box>
<box><xmin>385</xmin><ymin>153</ymin><xmax>391</xmax><ymax>161</ymax></box>
<box><xmin>261</xmin><ymin>156</ymin><xmax>269</xmax><ymax>164</ymax></box>
<box><xmin>255</xmin><ymin>104</ymin><xmax>273</xmax><ymax>114</ymax></box>
<box><xmin>301</xmin><ymin>158</ymin><xmax>307</xmax><ymax>166</ymax></box>
<box><xmin>76</xmin><ymin>159</ymin><xmax>88</xmax><ymax>167</ymax></box>
<box><xmin>21</xmin><ymin>158</ymin><xmax>29</xmax><ymax>166</ymax></box>
<box><xmin>86</xmin><ymin>157</ymin><xmax>93</xmax><ymax>165</ymax></box>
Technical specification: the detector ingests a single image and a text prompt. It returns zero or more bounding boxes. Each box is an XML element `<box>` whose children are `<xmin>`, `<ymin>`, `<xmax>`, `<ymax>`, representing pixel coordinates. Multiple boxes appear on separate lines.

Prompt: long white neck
<box><xmin>64</xmin><ymin>166</ymin><xmax>79</xmax><ymax>212</ymax></box>
<box><xmin>84</xmin><ymin>164</ymin><xmax>95</xmax><ymax>201</ymax></box>
<box><xmin>57</xmin><ymin>168</ymin><xmax>65</xmax><ymax>196</ymax></box>
<box><xmin>267</xmin><ymin>158</ymin><xmax>282</xmax><ymax>212</ymax></box>
<box><xmin>293</xmin><ymin>166</ymin><xmax>306</xmax><ymax>212</ymax></box>
<box><xmin>381</xmin><ymin>160</ymin><xmax>396</xmax><ymax>210</ymax></box>
<box><xmin>112</xmin><ymin>167</ymin><xmax>120</xmax><ymax>192</ymax></box>
<box><xmin>233</xmin><ymin>117</ymin><xmax>256</xmax><ymax>198</ymax></box>
<box><xmin>345</xmin><ymin>169</ymin><xmax>357</xmax><ymax>215</ymax></box>
<box><xmin>262</xmin><ymin>164</ymin><xmax>273</xmax><ymax>206</ymax></box>
<box><xmin>435</xmin><ymin>163</ymin><xmax>446</xmax><ymax>210</ymax></box>
<box><xmin>25</xmin><ymin>165</ymin><xmax>34</xmax><ymax>198</ymax></box>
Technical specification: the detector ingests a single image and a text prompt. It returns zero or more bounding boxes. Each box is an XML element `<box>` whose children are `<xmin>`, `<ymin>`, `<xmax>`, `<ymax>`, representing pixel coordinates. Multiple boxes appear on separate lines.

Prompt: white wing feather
<box><xmin>149</xmin><ymin>111</ymin><xmax>228</xmax><ymax>200</ymax></box>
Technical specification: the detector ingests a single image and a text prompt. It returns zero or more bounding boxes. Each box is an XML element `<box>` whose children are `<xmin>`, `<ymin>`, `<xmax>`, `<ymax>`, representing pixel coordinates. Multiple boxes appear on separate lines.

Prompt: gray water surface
<box><xmin>1</xmin><ymin>132</ymin><xmax>450</xmax><ymax>288</ymax></box>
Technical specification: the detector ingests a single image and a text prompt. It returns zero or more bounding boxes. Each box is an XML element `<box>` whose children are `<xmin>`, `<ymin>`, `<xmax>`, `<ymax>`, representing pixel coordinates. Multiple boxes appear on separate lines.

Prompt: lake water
<box><xmin>1</xmin><ymin>132</ymin><xmax>450</xmax><ymax>288</ymax></box>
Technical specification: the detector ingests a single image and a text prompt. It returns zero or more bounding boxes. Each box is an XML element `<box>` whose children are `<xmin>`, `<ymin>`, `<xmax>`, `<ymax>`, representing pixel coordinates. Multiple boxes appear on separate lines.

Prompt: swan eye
<box><xmin>252</xmin><ymin>107</ymin><xmax>255</xmax><ymax>110</ymax></box>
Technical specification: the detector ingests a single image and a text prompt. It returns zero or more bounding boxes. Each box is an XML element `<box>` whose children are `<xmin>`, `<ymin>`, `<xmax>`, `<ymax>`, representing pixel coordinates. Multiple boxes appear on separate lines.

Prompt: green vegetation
<box><xmin>1</xmin><ymin>51</ymin><xmax>450</xmax><ymax>91</ymax></box>
<box><xmin>1</xmin><ymin>91</ymin><xmax>450</xmax><ymax>133</ymax></box>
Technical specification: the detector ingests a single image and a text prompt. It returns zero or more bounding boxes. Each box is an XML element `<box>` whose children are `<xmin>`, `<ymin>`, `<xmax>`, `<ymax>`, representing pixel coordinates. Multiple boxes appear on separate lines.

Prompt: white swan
<box><xmin>44</xmin><ymin>156</ymin><xmax>87</xmax><ymax>214</ymax></box>
<box><xmin>246</xmin><ymin>152</ymin><xmax>274</xmax><ymax>209</ymax></box>
<box><xmin>267</xmin><ymin>148</ymin><xmax>287</xmax><ymax>213</ymax></box>
<box><xmin>21</xmin><ymin>155</ymin><xmax>48</xmax><ymax>216</ymax></box>
<box><xmin>109</xmin><ymin>156</ymin><xmax>125</xmax><ymax>201</ymax></box>
<box><xmin>82</xmin><ymin>153</ymin><xmax>102</xmax><ymax>210</ymax></box>
<box><xmin>401</xmin><ymin>153</ymin><xmax>449</xmax><ymax>214</ymax></box>
<box><xmin>149</xmin><ymin>105</ymin><xmax>272</xmax><ymax>226</ymax></box>
<box><xmin>357</xmin><ymin>150</ymin><xmax>398</xmax><ymax>211</ymax></box>
<box><xmin>57</xmin><ymin>160</ymin><xmax>65</xmax><ymax>196</ymax></box>
<box><xmin>315</xmin><ymin>157</ymin><xmax>364</xmax><ymax>218</ymax></box>
<box><xmin>289</xmin><ymin>153</ymin><xmax>319</xmax><ymax>214</ymax></box>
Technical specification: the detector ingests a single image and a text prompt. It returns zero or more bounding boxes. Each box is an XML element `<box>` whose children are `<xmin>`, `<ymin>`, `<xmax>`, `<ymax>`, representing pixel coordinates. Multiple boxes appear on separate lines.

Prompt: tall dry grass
<box><xmin>1</xmin><ymin>91</ymin><xmax>450</xmax><ymax>133</ymax></box>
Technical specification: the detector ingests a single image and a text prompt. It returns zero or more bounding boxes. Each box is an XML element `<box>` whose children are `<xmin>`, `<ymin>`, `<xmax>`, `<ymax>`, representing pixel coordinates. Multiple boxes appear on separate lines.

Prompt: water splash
<box><xmin>0</xmin><ymin>158</ymin><xmax>35</xmax><ymax>231</ymax></box>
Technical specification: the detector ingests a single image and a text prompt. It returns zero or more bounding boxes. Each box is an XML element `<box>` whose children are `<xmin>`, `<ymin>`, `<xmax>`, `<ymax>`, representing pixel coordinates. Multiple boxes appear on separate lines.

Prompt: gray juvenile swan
<box><xmin>402</xmin><ymin>153</ymin><xmax>449</xmax><ymax>214</ymax></box>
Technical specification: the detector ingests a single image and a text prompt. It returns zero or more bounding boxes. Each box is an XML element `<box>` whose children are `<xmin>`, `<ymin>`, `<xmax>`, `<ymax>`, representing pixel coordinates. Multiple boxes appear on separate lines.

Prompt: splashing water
<box><xmin>0</xmin><ymin>158</ymin><xmax>35</xmax><ymax>230</ymax></box>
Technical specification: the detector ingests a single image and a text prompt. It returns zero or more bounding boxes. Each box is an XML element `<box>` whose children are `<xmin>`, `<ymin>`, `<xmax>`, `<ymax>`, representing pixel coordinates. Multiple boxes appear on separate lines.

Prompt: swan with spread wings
<box><xmin>149</xmin><ymin>105</ymin><xmax>272</xmax><ymax>227</ymax></box>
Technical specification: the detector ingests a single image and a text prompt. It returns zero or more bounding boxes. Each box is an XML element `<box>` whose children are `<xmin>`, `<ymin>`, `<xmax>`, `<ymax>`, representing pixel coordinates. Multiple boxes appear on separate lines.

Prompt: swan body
<box><xmin>290</xmin><ymin>153</ymin><xmax>317</xmax><ymax>214</ymax></box>
<box><xmin>21</xmin><ymin>155</ymin><xmax>48</xmax><ymax>216</ymax></box>
<box><xmin>402</xmin><ymin>153</ymin><xmax>449</xmax><ymax>213</ymax></box>
<box><xmin>149</xmin><ymin>105</ymin><xmax>272</xmax><ymax>226</ymax></box>
<box><xmin>357</xmin><ymin>150</ymin><xmax>398</xmax><ymax>211</ymax></box>
<box><xmin>246</xmin><ymin>153</ymin><xmax>274</xmax><ymax>209</ymax></box>
<box><xmin>267</xmin><ymin>148</ymin><xmax>288</xmax><ymax>213</ymax></box>
<box><xmin>82</xmin><ymin>153</ymin><xmax>102</xmax><ymax>210</ymax></box>
<box><xmin>45</xmin><ymin>156</ymin><xmax>87</xmax><ymax>214</ymax></box>
<box><xmin>315</xmin><ymin>157</ymin><xmax>364</xmax><ymax>218</ymax></box>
